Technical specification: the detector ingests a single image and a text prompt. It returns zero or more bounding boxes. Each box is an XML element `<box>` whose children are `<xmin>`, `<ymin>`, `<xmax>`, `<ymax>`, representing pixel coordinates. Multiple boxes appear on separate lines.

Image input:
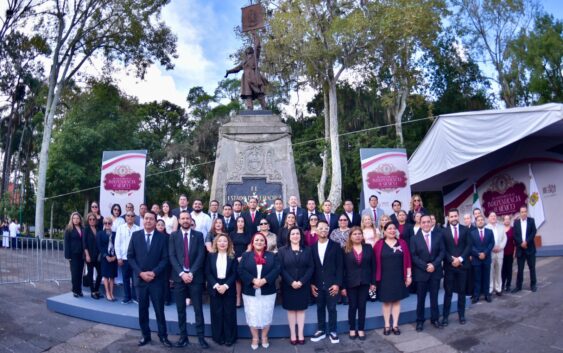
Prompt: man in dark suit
<box><xmin>303</xmin><ymin>198</ymin><xmax>319</xmax><ymax>230</ymax></box>
<box><xmin>242</xmin><ymin>197</ymin><xmax>264</xmax><ymax>234</ymax></box>
<box><xmin>172</xmin><ymin>194</ymin><xmax>192</xmax><ymax>219</ymax></box>
<box><xmin>310</xmin><ymin>220</ymin><xmax>343</xmax><ymax>344</ymax></box>
<box><xmin>319</xmin><ymin>200</ymin><xmax>338</xmax><ymax>233</ymax></box>
<box><xmin>232</xmin><ymin>200</ymin><xmax>243</xmax><ymax>220</ymax></box>
<box><xmin>208</xmin><ymin>199</ymin><xmax>224</xmax><ymax>223</ymax></box>
<box><xmin>441</xmin><ymin>208</ymin><xmax>471</xmax><ymax>326</ymax></box>
<box><xmin>512</xmin><ymin>205</ymin><xmax>538</xmax><ymax>293</ymax></box>
<box><xmin>389</xmin><ymin>200</ymin><xmax>402</xmax><ymax>227</ymax></box>
<box><xmin>266</xmin><ymin>198</ymin><xmax>286</xmax><ymax>235</ymax></box>
<box><xmin>284</xmin><ymin>195</ymin><xmax>305</xmax><ymax>228</ymax></box>
<box><xmin>221</xmin><ymin>204</ymin><xmax>236</xmax><ymax>234</ymax></box>
<box><xmin>169</xmin><ymin>211</ymin><xmax>209</xmax><ymax>349</ymax></box>
<box><xmin>127</xmin><ymin>211</ymin><xmax>172</xmax><ymax>347</ymax></box>
<box><xmin>342</xmin><ymin>199</ymin><xmax>361</xmax><ymax>227</ymax></box>
<box><xmin>470</xmin><ymin>215</ymin><xmax>495</xmax><ymax>303</ymax></box>
<box><xmin>410</xmin><ymin>215</ymin><xmax>445</xmax><ymax>332</ymax></box>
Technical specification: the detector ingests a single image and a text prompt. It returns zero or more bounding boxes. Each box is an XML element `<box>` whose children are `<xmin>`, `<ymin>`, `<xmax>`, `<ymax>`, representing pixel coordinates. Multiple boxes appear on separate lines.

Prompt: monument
<box><xmin>210</xmin><ymin>3</ymin><xmax>300</xmax><ymax>208</ymax></box>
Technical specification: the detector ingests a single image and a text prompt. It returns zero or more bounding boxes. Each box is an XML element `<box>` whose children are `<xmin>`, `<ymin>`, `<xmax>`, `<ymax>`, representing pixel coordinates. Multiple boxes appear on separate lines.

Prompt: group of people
<box><xmin>1</xmin><ymin>219</ymin><xmax>21</xmax><ymax>249</ymax></box>
<box><xmin>63</xmin><ymin>193</ymin><xmax>538</xmax><ymax>348</ymax></box>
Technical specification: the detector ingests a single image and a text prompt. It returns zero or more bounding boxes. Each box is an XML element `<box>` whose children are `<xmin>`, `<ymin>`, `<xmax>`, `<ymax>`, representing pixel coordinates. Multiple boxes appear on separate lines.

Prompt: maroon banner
<box><xmin>482</xmin><ymin>175</ymin><xmax>527</xmax><ymax>216</ymax></box>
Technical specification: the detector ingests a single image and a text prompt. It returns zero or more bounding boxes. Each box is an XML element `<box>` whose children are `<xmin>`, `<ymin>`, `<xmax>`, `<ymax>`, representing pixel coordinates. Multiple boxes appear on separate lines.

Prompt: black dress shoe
<box><xmin>138</xmin><ymin>337</ymin><xmax>151</xmax><ymax>346</ymax></box>
<box><xmin>485</xmin><ymin>295</ymin><xmax>492</xmax><ymax>303</ymax></box>
<box><xmin>431</xmin><ymin>321</ymin><xmax>442</xmax><ymax>329</ymax></box>
<box><xmin>225</xmin><ymin>342</ymin><xmax>234</xmax><ymax>347</ymax></box>
<box><xmin>504</xmin><ymin>286</ymin><xmax>511</xmax><ymax>292</ymax></box>
<box><xmin>496</xmin><ymin>291</ymin><xmax>502</xmax><ymax>297</ymax></box>
<box><xmin>441</xmin><ymin>318</ymin><xmax>449</xmax><ymax>327</ymax></box>
<box><xmin>91</xmin><ymin>292</ymin><xmax>100</xmax><ymax>300</ymax></box>
<box><xmin>175</xmin><ymin>336</ymin><xmax>189</xmax><ymax>347</ymax></box>
<box><xmin>73</xmin><ymin>292</ymin><xmax>79</xmax><ymax>298</ymax></box>
<box><xmin>198</xmin><ymin>337</ymin><xmax>209</xmax><ymax>349</ymax></box>
<box><xmin>416</xmin><ymin>322</ymin><xmax>424</xmax><ymax>332</ymax></box>
<box><xmin>159</xmin><ymin>336</ymin><xmax>172</xmax><ymax>347</ymax></box>
<box><xmin>471</xmin><ymin>296</ymin><xmax>479</xmax><ymax>304</ymax></box>
<box><xmin>531</xmin><ymin>285</ymin><xmax>537</xmax><ymax>292</ymax></box>
<box><xmin>511</xmin><ymin>287</ymin><xmax>522</xmax><ymax>293</ymax></box>
<box><xmin>459</xmin><ymin>317</ymin><xmax>466</xmax><ymax>325</ymax></box>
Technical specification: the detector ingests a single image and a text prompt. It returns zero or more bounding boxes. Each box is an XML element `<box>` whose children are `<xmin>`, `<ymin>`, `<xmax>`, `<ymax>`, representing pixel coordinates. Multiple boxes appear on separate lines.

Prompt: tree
<box><xmin>365</xmin><ymin>0</ymin><xmax>446</xmax><ymax>146</ymax></box>
<box><xmin>34</xmin><ymin>0</ymin><xmax>177</xmax><ymax>237</ymax></box>
<box><xmin>264</xmin><ymin>0</ymin><xmax>368</xmax><ymax>208</ymax></box>
<box><xmin>452</xmin><ymin>0</ymin><xmax>540</xmax><ymax>107</ymax></box>
<box><xmin>510</xmin><ymin>14</ymin><xmax>563</xmax><ymax>104</ymax></box>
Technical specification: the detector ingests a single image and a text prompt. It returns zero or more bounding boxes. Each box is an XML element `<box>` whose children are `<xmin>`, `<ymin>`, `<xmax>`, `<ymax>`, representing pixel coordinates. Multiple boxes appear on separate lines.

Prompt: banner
<box><xmin>99</xmin><ymin>150</ymin><xmax>147</xmax><ymax>217</ymax></box>
<box><xmin>528</xmin><ymin>164</ymin><xmax>545</xmax><ymax>227</ymax></box>
<box><xmin>360</xmin><ymin>148</ymin><xmax>411</xmax><ymax>215</ymax></box>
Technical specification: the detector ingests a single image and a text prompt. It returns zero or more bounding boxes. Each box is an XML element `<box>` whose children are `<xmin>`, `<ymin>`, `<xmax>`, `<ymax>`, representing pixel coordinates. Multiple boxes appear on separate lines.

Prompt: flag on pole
<box><xmin>472</xmin><ymin>184</ymin><xmax>481</xmax><ymax>221</ymax></box>
<box><xmin>528</xmin><ymin>164</ymin><xmax>545</xmax><ymax>228</ymax></box>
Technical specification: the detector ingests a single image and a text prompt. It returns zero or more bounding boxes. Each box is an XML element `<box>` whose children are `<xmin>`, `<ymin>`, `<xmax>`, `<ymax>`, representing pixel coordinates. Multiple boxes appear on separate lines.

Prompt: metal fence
<box><xmin>0</xmin><ymin>235</ymin><xmax>69</xmax><ymax>285</ymax></box>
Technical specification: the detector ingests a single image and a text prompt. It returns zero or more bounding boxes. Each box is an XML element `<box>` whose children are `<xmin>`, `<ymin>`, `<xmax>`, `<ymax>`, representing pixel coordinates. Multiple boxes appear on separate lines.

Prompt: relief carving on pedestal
<box><xmin>228</xmin><ymin>145</ymin><xmax>282</xmax><ymax>182</ymax></box>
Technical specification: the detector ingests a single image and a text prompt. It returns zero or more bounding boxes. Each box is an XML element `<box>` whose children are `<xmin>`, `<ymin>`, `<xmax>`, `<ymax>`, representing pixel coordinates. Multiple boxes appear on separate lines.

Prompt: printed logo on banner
<box><xmin>482</xmin><ymin>174</ymin><xmax>527</xmax><ymax>216</ymax></box>
<box><xmin>367</xmin><ymin>164</ymin><xmax>408</xmax><ymax>191</ymax></box>
<box><xmin>103</xmin><ymin>165</ymin><xmax>142</xmax><ymax>196</ymax></box>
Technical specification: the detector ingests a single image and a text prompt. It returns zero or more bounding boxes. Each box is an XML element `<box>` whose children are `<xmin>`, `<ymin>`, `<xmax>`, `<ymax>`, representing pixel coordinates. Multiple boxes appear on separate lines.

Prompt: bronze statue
<box><xmin>225</xmin><ymin>31</ymin><xmax>268</xmax><ymax>110</ymax></box>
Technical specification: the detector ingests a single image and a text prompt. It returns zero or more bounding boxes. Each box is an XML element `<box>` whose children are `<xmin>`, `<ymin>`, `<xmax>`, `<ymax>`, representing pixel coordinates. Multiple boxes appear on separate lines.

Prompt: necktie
<box><xmin>251</xmin><ymin>212</ymin><xmax>255</xmax><ymax>223</ymax></box>
<box><xmin>278</xmin><ymin>213</ymin><xmax>282</xmax><ymax>226</ymax></box>
<box><xmin>183</xmin><ymin>232</ymin><xmax>190</xmax><ymax>269</ymax></box>
<box><xmin>212</xmin><ymin>213</ymin><xmax>216</xmax><ymax>221</ymax></box>
<box><xmin>145</xmin><ymin>233</ymin><xmax>152</xmax><ymax>251</ymax></box>
<box><xmin>480</xmin><ymin>229</ymin><xmax>484</xmax><ymax>242</ymax></box>
<box><xmin>454</xmin><ymin>226</ymin><xmax>459</xmax><ymax>246</ymax></box>
<box><xmin>309</xmin><ymin>212</ymin><xmax>313</xmax><ymax>219</ymax></box>
<box><xmin>326</xmin><ymin>213</ymin><xmax>330</xmax><ymax>224</ymax></box>
<box><xmin>225</xmin><ymin>218</ymin><xmax>230</xmax><ymax>228</ymax></box>
<box><xmin>292</xmin><ymin>207</ymin><xmax>296</xmax><ymax>214</ymax></box>
<box><xmin>424</xmin><ymin>233</ymin><xmax>431</xmax><ymax>252</ymax></box>
<box><xmin>373</xmin><ymin>209</ymin><xmax>377</xmax><ymax>223</ymax></box>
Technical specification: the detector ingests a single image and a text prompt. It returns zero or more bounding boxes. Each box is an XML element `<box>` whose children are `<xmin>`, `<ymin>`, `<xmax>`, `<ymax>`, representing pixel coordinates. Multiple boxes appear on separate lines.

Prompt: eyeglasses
<box><xmin>126</xmin><ymin>214</ymin><xmax>134</xmax><ymax>217</ymax></box>
<box><xmin>260</xmin><ymin>222</ymin><xmax>269</xmax><ymax>225</ymax></box>
<box><xmin>91</xmin><ymin>205</ymin><xmax>98</xmax><ymax>208</ymax></box>
<box><xmin>103</xmin><ymin>222</ymin><xmax>112</xmax><ymax>225</ymax></box>
<box><xmin>88</xmin><ymin>218</ymin><xmax>96</xmax><ymax>221</ymax></box>
<box><xmin>339</xmin><ymin>219</ymin><xmax>348</xmax><ymax>222</ymax></box>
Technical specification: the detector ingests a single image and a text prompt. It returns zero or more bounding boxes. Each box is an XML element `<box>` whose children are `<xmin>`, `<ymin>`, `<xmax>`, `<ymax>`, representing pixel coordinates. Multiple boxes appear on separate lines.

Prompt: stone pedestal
<box><xmin>210</xmin><ymin>111</ymin><xmax>300</xmax><ymax>207</ymax></box>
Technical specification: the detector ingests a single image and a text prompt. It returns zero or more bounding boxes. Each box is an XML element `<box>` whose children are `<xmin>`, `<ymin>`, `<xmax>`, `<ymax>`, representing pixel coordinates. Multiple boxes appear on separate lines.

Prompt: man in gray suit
<box><xmin>361</xmin><ymin>195</ymin><xmax>386</xmax><ymax>226</ymax></box>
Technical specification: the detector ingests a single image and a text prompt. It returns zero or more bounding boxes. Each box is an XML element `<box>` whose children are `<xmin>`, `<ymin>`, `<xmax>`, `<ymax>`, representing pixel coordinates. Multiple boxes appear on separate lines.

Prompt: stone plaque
<box><xmin>226</xmin><ymin>177</ymin><xmax>282</xmax><ymax>207</ymax></box>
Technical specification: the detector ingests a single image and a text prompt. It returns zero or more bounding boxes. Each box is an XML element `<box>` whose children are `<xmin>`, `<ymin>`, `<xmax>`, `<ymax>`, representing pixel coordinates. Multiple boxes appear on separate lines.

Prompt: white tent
<box><xmin>408</xmin><ymin>103</ymin><xmax>563</xmax><ymax>251</ymax></box>
<box><xmin>409</xmin><ymin>103</ymin><xmax>563</xmax><ymax>191</ymax></box>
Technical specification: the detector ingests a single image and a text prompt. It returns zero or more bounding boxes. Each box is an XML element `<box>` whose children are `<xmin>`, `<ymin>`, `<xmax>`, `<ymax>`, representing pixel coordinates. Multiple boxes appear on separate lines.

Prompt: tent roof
<box><xmin>408</xmin><ymin>103</ymin><xmax>563</xmax><ymax>191</ymax></box>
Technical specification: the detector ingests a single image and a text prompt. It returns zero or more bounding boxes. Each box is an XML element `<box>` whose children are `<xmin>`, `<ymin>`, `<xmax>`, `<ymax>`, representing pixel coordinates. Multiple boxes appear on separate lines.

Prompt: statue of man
<box><xmin>225</xmin><ymin>31</ymin><xmax>268</xmax><ymax>110</ymax></box>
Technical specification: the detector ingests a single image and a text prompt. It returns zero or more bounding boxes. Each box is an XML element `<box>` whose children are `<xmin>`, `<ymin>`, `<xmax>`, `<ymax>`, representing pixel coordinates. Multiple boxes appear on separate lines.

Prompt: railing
<box><xmin>0</xmin><ymin>235</ymin><xmax>69</xmax><ymax>285</ymax></box>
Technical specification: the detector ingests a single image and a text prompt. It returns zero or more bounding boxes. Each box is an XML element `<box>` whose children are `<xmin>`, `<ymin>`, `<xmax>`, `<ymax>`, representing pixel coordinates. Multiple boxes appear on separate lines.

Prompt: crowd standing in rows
<box><xmin>63</xmin><ymin>194</ymin><xmax>538</xmax><ymax>348</ymax></box>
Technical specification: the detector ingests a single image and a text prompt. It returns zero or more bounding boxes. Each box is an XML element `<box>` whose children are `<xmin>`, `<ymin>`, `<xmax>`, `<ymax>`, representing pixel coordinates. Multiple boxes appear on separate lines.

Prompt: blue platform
<box><xmin>47</xmin><ymin>288</ymin><xmax>464</xmax><ymax>338</ymax></box>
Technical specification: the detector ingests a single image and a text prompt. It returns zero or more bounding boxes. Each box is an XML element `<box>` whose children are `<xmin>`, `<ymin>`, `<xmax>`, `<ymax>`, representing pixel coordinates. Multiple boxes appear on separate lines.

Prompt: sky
<box><xmin>1</xmin><ymin>0</ymin><xmax>562</xmax><ymax>112</ymax></box>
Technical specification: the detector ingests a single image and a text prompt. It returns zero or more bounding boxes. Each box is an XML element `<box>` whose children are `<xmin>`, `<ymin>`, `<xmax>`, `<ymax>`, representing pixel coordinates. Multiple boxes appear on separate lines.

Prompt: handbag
<box><xmin>368</xmin><ymin>287</ymin><xmax>377</xmax><ymax>302</ymax></box>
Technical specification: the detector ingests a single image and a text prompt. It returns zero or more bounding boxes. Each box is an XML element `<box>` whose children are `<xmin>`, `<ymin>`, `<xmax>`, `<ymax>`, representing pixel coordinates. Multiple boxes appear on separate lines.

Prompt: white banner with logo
<box><xmin>360</xmin><ymin>148</ymin><xmax>412</xmax><ymax>215</ymax></box>
<box><xmin>99</xmin><ymin>150</ymin><xmax>147</xmax><ymax>217</ymax></box>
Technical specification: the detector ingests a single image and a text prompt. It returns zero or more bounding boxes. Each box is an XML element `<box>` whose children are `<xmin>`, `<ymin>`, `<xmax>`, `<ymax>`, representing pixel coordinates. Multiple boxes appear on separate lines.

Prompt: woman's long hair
<box><xmin>344</xmin><ymin>226</ymin><xmax>364</xmax><ymax>253</ymax></box>
<box><xmin>66</xmin><ymin>212</ymin><xmax>83</xmax><ymax>231</ymax></box>
<box><xmin>211</xmin><ymin>233</ymin><xmax>235</xmax><ymax>258</ymax></box>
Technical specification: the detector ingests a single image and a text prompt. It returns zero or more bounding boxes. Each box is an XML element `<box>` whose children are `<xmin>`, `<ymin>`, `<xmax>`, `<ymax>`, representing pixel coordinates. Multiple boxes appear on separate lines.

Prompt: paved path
<box><xmin>0</xmin><ymin>256</ymin><xmax>561</xmax><ymax>353</ymax></box>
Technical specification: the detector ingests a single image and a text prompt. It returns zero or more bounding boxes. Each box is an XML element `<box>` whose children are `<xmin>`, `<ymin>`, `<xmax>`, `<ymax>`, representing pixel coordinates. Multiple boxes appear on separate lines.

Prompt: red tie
<box><xmin>454</xmin><ymin>226</ymin><xmax>459</xmax><ymax>246</ymax></box>
<box><xmin>424</xmin><ymin>233</ymin><xmax>431</xmax><ymax>252</ymax></box>
<box><xmin>251</xmin><ymin>212</ymin><xmax>255</xmax><ymax>223</ymax></box>
<box><xmin>479</xmin><ymin>229</ymin><xmax>484</xmax><ymax>242</ymax></box>
<box><xmin>183</xmin><ymin>232</ymin><xmax>190</xmax><ymax>269</ymax></box>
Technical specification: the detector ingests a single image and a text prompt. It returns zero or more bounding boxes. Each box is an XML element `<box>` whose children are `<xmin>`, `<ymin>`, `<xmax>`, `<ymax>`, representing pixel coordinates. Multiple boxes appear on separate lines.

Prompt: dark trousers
<box><xmin>86</xmin><ymin>260</ymin><xmax>102</xmax><ymax>293</ymax></box>
<box><xmin>69</xmin><ymin>254</ymin><xmax>84</xmax><ymax>295</ymax></box>
<box><xmin>163</xmin><ymin>264</ymin><xmax>172</xmax><ymax>304</ymax></box>
<box><xmin>443</xmin><ymin>266</ymin><xmax>467</xmax><ymax>318</ymax></box>
<box><xmin>516</xmin><ymin>252</ymin><xmax>537</xmax><ymax>289</ymax></box>
<box><xmin>416</xmin><ymin>279</ymin><xmax>440</xmax><ymax>323</ymax></box>
<box><xmin>473</xmin><ymin>261</ymin><xmax>491</xmax><ymax>297</ymax></box>
<box><xmin>347</xmin><ymin>284</ymin><xmax>369</xmax><ymax>331</ymax></box>
<box><xmin>175</xmin><ymin>282</ymin><xmax>205</xmax><ymax>337</ymax></box>
<box><xmin>11</xmin><ymin>237</ymin><xmax>17</xmax><ymax>249</ymax></box>
<box><xmin>209</xmin><ymin>287</ymin><xmax>237</xmax><ymax>344</ymax></box>
<box><xmin>137</xmin><ymin>282</ymin><xmax>167</xmax><ymax>338</ymax></box>
<box><xmin>501</xmin><ymin>255</ymin><xmax>514</xmax><ymax>288</ymax></box>
<box><xmin>316</xmin><ymin>288</ymin><xmax>338</xmax><ymax>333</ymax></box>
<box><xmin>121</xmin><ymin>260</ymin><xmax>136</xmax><ymax>301</ymax></box>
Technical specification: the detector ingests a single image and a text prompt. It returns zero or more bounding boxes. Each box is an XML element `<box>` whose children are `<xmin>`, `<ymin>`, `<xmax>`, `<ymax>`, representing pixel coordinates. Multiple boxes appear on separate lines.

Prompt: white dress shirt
<box><xmin>191</xmin><ymin>211</ymin><xmax>211</xmax><ymax>239</ymax></box>
<box><xmin>115</xmin><ymin>223</ymin><xmax>141</xmax><ymax>260</ymax></box>
<box><xmin>520</xmin><ymin>219</ymin><xmax>527</xmax><ymax>241</ymax></box>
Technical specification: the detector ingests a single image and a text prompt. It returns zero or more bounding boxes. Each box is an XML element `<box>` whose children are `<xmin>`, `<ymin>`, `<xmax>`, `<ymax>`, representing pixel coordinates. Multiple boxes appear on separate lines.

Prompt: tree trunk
<box><xmin>393</xmin><ymin>88</ymin><xmax>407</xmax><ymax>147</ymax></box>
<box><xmin>326</xmin><ymin>78</ymin><xmax>342</xmax><ymax>209</ymax></box>
<box><xmin>1</xmin><ymin>100</ymin><xmax>17</xmax><ymax>197</ymax></box>
<box><xmin>317</xmin><ymin>84</ymin><xmax>330</xmax><ymax>205</ymax></box>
